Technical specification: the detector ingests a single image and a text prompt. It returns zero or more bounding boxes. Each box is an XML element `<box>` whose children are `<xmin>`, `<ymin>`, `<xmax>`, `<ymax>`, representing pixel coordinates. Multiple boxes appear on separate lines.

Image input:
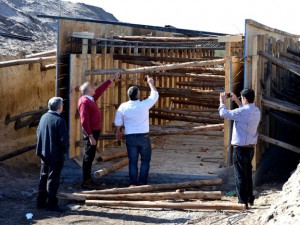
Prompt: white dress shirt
<box><xmin>114</xmin><ymin>90</ymin><xmax>159</xmax><ymax>135</ymax></box>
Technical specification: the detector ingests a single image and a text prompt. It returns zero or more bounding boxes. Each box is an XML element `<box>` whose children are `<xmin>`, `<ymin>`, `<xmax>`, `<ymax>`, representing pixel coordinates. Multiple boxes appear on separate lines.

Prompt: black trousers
<box><xmin>37</xmin><ymin>160</ymin><xmax>64</xmax><ymax>208</ymax></box>
<box><xmin>82</xmin><ymin>130</ymin><xmax>100</xmax><ymax>182</ymax></box>
<box><xmin>233</xmin><ymin>146</ymin><xmax>255</xmax><ymax>205</ymax></box>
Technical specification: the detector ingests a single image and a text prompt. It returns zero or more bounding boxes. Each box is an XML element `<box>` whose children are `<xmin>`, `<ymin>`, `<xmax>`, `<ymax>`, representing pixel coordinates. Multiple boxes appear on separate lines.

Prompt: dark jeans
<box><xmin>233</xmin><ymin>146</ymin><xmax>255</xmax><ymax>205</ymax></box>
<box><xmin>82</xmin><ymin>130</ymin><xmax>100</xmax><ymax>182</ymax></box>
<box><xmin>125</xmin><ymin>133</ymin><xmax>152</xmax><ymax>185</ymax></box>
<box><xmin>37</xmin><ymin>160</ymin><xmax>64</xmax><ymax>208</ymax></box>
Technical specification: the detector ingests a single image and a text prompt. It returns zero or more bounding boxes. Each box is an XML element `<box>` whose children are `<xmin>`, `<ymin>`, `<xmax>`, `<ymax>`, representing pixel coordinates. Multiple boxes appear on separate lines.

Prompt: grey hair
<box><xmin>79</xmin><ymin>82</ymin><xmax>91</xmax><ymax>95</ymax></box>
<box><xmin>48</xmin><ymin>97</ymin><xmax>63</xmax><ymax>111</ymax></box>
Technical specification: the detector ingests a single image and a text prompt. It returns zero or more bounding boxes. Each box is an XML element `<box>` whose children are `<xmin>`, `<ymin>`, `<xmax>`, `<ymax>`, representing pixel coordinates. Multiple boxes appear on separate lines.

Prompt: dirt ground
<box><xmin>0</xmin><ymin>161</ymin><xmax>283</xmax><ymax>225</ymax></box>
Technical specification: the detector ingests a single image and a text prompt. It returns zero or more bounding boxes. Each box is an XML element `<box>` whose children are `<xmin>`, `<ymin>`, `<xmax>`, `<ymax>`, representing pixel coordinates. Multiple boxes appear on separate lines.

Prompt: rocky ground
<box><xmin>0</xmin><ymin>0</ymin><xmax>117</xmax><ymax>56</ymax></box>
<box><xmin>0</xmin><ymin>159</ymin><xmax>299</xmax><ymax>225</ymax></box>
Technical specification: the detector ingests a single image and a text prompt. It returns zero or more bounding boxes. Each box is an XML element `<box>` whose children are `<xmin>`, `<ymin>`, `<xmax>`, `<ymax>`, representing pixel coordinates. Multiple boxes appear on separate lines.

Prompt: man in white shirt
<box><xmin>114</xmin><ymin>76</ymin><xmax>159</xmax><ymax>186</ymax></box>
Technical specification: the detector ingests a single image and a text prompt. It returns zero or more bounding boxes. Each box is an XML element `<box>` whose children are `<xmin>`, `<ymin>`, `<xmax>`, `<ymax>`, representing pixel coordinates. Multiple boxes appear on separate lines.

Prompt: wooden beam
<box><xmin>261</xmin><ymin>97</ymin><xmax>300</xmax><ymax>115</ymax></box>
<box><xmin>59</xmin><ymin>190</ymin><xmax>222</xmax><ymax>201</ymax></box>
<box><xmin>85</xmin><ymin>58</ymin><xmax>225</xmax><ymax>75</ymax></box>
<box><xmin>5</xmin><ymin>107</ymin><xmax>47</xmax><ymax>125</ymax></box>
<box><xmin>94</xmin><ymin>158</ymin><xmax>129</xmax><ymax>177</ymax></box>
<box><xmin>259</xmin><ymin>134</ymin><xmax>300</xmax><ymax>154</ymax></box>
<box><xmin>86</xmin><ymin>200</ymin><xmax>246</xmax><ymax>211</ymax></box>
<box><xmin>259</xmin><ymin>51</ymin><xmax>300</xmax><ymax>76</ymax></box>
<box><xmin>0</xmin><ymin>144</ymin><xmax>36</xmax><ymax>162</ymax></box>
<box><xmin>82</xmin><ymin>179</ymin><xmax>223</xmax><ymax>194</ymax></box>
<box><xmin>0</xmin><ymin>56</ymin><xmax>56</xmax><ymax>68</ymax></box>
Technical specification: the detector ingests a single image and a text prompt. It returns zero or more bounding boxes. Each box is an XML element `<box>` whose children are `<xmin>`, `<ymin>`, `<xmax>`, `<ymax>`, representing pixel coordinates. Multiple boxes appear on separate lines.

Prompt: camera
<box><xmin>226</xmin><ymin>93</ymin><xmax>231</xmax><ymax>98</ymax></box>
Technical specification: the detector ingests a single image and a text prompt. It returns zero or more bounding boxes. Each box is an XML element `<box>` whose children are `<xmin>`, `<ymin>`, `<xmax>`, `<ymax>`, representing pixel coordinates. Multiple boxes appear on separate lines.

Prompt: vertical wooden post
<box><xmin>81</xmin><ymin>38</ymin><xmax>88</xmax><ymax>83</ymax></box>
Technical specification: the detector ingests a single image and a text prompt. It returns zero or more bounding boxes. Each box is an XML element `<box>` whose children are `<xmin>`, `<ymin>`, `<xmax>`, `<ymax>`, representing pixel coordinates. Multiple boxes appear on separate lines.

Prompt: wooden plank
<box><xmin>261</xmin><ymin>97</ymin><xmax>300</xmax><ymax>115</ymax></box>
<box><xmin>259</xmin><ymin>134</ymin><xmax>300</xmax><ymax>154</ymax></box>
<box><xmin>69</xmin><ymin>55</ymin><xmax>82</xmax><ymax>158</ymax></box>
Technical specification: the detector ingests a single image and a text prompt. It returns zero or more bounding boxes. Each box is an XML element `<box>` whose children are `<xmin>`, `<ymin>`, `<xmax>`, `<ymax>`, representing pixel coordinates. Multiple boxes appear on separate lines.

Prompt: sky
<box><xmin>67</xmin><ymin>0</ymin><xmax>300</xmax><ymax>35</ymax></box>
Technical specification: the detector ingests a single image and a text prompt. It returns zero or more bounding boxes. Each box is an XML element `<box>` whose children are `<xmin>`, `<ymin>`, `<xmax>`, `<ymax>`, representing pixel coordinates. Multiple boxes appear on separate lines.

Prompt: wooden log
<box><xmin>176</xmin><ymin>81</ymin><xmax>224</xmax><ymax>87</ymax></box>
<box><xmin>113</xmin><ymin>54</ymin><xmax>221</xmax><ymax>63</ymax></box>
<box><xmin>5</xmin><ymin>107</ymin><xmax>47</xmax><ymax>125</ymax></box>
<box><xmin>149</xmin><ymin>72</ymin><xmax>225</xmax><ymax>80</ymax></box>
<box><xmin>94</xmin><ymin>158</ymin><xmax>129</xmax><ymax>178</ymax></box>
<box><xmin>171</xmin><ymin>67</ymin><xmax>225</xmax><ymax>75</ymax></box>
<box><xmin>0</xmin><ymin>56</ymin><xmax>56</xmax><ymax>68</ymax></box>
<box><xmin>137</xmin><ymin>86</ymin><xmax>220</xmax><ymax>96</ymax></box>
<box><xmin>25</xmin><ymin>49</ymin><xmax>56</xmax><ymax>58</ymax></box>
<box><xmin>287</xmin><ymin>47</ymin><xmax>300</xmax><ymax>57</ymax></box>
<box><xmin>0</xmin><ymin>144</ymin><xmax>37</xmax><ymax>162</ymax></box>
<box><xmin>259</xmin><ymin>134</ymin><xmax>300</xmax><ymax>154</ymax></box>
<box><xmin>113</xmin><ymin>36</ymin><xmax>219</xmax><ymax>42</ymax></box>
<box><xmin>41</xmin><ymin>63</ymin><xmax>56</xmax><ymax>71</ymax></box>
<box><xmin>261</xmin><ymin>97</ymin><xmax>300</xmax><ymax>115</ymax></box>
<box><xmin>171</xmin><ymin>99</ymin><xmax>218</xmax><ymax>107</ymax></box>
<box><xmin>85</xmin><ymin>58</ymin><xmax>225</xmax><ymax>75</ymax></box>
<box><xmin>98</xmin><ymin>149</ymin><xmax>128</xmax><ymax>162</ymax></box>
<box><xmin>82</xmin><ymin>179</ymin><xmax>222</xmax><ymax>194</ymax></box>
<box><xmin>149</xmin><ymin>113</ymin><xmax>222</xmax><ymax>124</ymax></box>
<box><xmin>150</xmin><ymin>108</ymin><xmax>220</xmax><ymax>118</ymax></box>
<box><xmin>86</xmin><ymin>200</ymin><xmax>246</xmax><ymax>211</ymax></box>
<box><xmin>59</xmin><ymin>190</ymin><xmax>222</xmax><ymax>201</ymax></box>
<box><xmin>120</xmin><ymin>60</ymin><xmax>161</xmax><ymax>67</ymax></box>
<box><xmin>259</xmin><ymin>51</ymin><xmax>300</xmax><ymax>76</ymax></box>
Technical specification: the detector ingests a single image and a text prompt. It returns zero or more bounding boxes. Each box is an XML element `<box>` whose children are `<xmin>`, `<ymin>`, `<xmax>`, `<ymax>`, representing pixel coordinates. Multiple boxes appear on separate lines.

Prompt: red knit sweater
<box><xmin>78</xmin><ymin>80</ymin><xmax>111</xmax><ymax>136</ymax></box>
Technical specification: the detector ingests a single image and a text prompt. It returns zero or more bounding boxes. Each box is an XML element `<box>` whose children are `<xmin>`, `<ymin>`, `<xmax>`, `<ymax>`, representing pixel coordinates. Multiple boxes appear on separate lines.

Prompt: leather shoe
<box><xmin>81</xmin><ymin>179</ymin><xmax>99</xmax><ymax>190</ymax></box>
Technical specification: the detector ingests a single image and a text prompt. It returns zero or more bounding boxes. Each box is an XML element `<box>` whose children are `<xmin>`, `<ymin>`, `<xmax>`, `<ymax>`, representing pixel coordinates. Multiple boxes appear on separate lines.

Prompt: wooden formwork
<box><xmin>56</xmin><ymin>19</ymin><xmax>225</xmax><ymax>159</ymax></box>
<box><xmin>244</xmin><ymin>19</ymin><xmax>300</xmax><ymax>169</ymax></box>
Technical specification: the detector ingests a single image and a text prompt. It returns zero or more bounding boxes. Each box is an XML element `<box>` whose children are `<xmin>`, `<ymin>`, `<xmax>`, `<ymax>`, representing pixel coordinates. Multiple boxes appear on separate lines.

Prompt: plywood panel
<box><xmin>0</xmin><ymin>58</ymin><xmax>55</xmax><ymax>164</ymax></box>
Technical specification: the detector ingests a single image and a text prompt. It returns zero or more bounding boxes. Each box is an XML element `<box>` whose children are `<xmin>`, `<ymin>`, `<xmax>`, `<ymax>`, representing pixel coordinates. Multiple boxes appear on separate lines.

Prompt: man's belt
<box><xmin>233</xmin><ymin>145</ymin><xmax>255</xmax><ymax>148</ymax></box>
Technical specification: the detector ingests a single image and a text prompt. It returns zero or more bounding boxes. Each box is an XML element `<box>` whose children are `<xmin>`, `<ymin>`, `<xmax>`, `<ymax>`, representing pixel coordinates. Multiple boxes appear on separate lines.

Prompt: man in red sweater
<box><xmin>78</xmin><ymin>73</ymin><xmax>119</xmax><ymax>189</ymax></box>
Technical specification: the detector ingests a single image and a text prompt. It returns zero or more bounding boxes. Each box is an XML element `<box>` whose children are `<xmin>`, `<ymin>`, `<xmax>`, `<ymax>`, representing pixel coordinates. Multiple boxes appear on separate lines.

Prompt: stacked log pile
<box><xmin>59</xmin><ymin>178</ymin><xmax>246</xmax><ymax>211</ymax></box>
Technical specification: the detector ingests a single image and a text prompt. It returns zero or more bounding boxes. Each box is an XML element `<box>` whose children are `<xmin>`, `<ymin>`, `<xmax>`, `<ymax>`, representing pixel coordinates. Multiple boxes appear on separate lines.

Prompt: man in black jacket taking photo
<box><xmin>36</xmin><ymin>97</ymin><xmax>69</xmax><ymax>212</ymax></box>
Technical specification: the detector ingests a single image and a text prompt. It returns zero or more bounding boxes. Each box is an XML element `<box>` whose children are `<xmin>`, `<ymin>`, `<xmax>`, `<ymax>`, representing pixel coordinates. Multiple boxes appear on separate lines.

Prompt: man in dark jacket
<box><xmin>36</xmin><ymin>97</ymin><xmax>69</xmax><ymax>212</ymax></box>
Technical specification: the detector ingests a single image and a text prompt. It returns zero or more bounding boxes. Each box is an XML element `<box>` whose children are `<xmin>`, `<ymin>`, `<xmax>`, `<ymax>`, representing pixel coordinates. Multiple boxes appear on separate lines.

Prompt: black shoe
<box><xmin>46</xmin><ymin>206</ymin><xmax>65</xmax><ymax>213</ymax></box>
<box><xmin>248</xmin><ymin>197</ymin><xmax>255</xmax><ymax>206</ymax></box>
<box><xmin>81</xmin><ymin>179</ymin><xmax>99</xmax><ymax>190</ymax></box>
